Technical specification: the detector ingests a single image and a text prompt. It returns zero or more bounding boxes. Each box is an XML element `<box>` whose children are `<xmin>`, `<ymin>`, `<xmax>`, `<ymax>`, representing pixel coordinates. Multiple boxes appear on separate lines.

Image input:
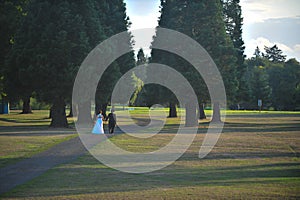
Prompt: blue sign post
<box><xmin>258</xmin><ymin>99</ymin><xmax>262</xmax><ymax>112</ymax></box>
<box><xmin>0</xmin><ymin>102</ymin><xmax>9</xmax><ymax>114</ymax></box>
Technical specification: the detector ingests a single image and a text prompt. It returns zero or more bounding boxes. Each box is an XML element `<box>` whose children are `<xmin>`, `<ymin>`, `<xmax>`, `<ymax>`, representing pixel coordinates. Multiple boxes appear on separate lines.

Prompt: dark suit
<box><xmin>106</xmin><ymin>112</ymin><xmax>116</xmax><ymax>133</ymax></box>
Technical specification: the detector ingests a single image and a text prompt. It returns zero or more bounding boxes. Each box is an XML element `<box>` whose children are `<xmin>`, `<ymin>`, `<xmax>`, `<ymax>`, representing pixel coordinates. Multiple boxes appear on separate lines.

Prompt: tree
<box><xmin>222</xmin><ymin>0</ymin><xmax>247</xmax><ymax>105</ymax></box>
<box><xmin>264</xmin><ymin>45</ymin><xmax>286</xmax><ymax>63</ymax></box>
<box><xmin>243</xmin><ymin>46</ymin><xmax>299</xmax><ymax>111</ymax></box>
<box><xmin>1</xmin><ymin>0</ymin><xmax>31</xmax><ymax>113</ymax></box>
<box><xmin>150</xmin><ymin>0</ymin><xmax>237</xmax><ymax>124</ymax></box>
<box><xmin>71</xmin><ymin>0</ymin><xmax>107</xmax><ymax>122</ymax></box>
<box><xmin>250</xmin><ymin>65</ymin><xmax>271</xmax><ymax>109</ymax></box>
<box><xmin>254</xmin><ymin>46</ymin><xmax>261</xmax><ymax>58</ymax></box>
<box><xmin>130</xmin><ymin>48</ymin><xmax>148</xmax><ymax>106</ymax></box>
<box><xmin>94</xmin><ymin>0</ymin><xmax>135</xmax><ymax>117</ymax></box>
<box><xmin>8</xmin><ymin>1</ymin><xmax>97</xmax><ymax>127</ymax></box>
<box><xmin>267</xmin><ymin>58</ymin><xmax>300</xmax><ymax>110</ymax></box>
<box><xmin>136</xmin><ymin>48</ymin><xmax>147</xmax><ymax>66</ymax></box>
<box><xmin>185</xmin><ymin>0</ymin><xmax>238</xmax><ymax>122</ymax></box>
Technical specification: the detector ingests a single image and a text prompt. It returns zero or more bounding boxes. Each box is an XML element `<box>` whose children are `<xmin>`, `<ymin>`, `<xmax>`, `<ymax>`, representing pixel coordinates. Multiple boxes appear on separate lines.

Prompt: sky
<box><xmin>124</xmin><ymin>0</ymin><xmax>300</xmax><ymax>61</ymax></box>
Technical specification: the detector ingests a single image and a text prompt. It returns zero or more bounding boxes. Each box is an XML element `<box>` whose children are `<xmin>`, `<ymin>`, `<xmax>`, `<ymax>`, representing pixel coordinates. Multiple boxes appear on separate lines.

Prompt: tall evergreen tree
<box><xmin>71</xmin><ymin>0</ymin><xmax>108</xmax><ymax>123</ymax></box>
<box><xmin>7</xmin><ymin>0</ymin><xmax>99</xmax><ymax>127</ymax></box>
<box><xmin>94</xmin><ymin>0</ymin><xmax>135</xmax><ymax>117</ymax></box>
<box><xmin>222</xmin><ymin>0</ymin><xmax>248</xmax><ymax>105</ymax></box>
<box><xmin>1</xmin><ymin>0</ymin><xmax>31</xmax><ymax>113</ymax></box>
<box><xmin>254</xmin><ymin>46</ymin><xmax>262</xmax><ymax>58</ymax></box>
<box><xmin>150</xmin><ymin>0</ymin><xmax>187</xmax><ymax>119</ymax></box>
<box><xmin>136</xmin><ymin>48</ymin><xmax>147</xmax><ymax>66</ymax></box>
<box><xmin>185</xmin><ymin>0</ymin><xmax>237</xmax><ymax>122</ymax></box>
<box><xmin>3</xmin><ymin>0</ymin><xmax>134</xmax><ymax>126</ymax></box>
<box><xmin>132</xmin><ymin>48</ymin><xmax>153</xmax><ymax>106</ymax></box>
<box><xmin>264</xmin><ymin>44</ymin><xmax>287</xmax><ymax>63</ymax></box>
<box><xmin>150</xmin><ymin>0</ymin><xmax>237</xmax><ymax>124</ymax></box>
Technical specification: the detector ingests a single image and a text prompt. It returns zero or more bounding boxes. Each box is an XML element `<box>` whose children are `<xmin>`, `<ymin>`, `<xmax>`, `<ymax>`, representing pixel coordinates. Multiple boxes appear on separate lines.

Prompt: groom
<box><xmin>106</xmin><ymin>109</ymin><xmax>116</xmax><ymax>134</ymax></box>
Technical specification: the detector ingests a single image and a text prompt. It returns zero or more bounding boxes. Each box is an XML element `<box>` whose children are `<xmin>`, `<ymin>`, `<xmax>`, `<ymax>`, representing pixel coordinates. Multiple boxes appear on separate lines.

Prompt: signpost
<box><xmin>258</xmin><ymin>99</ymin><xmax>262</xmax><ymax>112</ymax></box>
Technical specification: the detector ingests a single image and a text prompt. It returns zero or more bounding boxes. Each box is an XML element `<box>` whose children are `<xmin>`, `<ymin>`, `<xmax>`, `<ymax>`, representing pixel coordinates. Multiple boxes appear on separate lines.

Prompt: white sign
<box><xmin>258</xmin><ymin>99</ymin><xmax>262</xmax><ymax>107</ymax></box>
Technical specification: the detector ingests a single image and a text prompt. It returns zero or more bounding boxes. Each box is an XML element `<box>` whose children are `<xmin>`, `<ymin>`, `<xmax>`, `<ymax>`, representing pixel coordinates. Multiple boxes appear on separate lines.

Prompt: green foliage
<box><xmin>264</xmin><ymin>44</ymin><xmax>287</xmax><ymax>63</ymax></box>
<box><xmin>94</xmin><ymin>0</ymin><xmax>135</xmax><ymax>114</ymax></box>
<box><xmin>1</xmin><ymin>0</ymin><xmax>29</xmax><ymax>101</ymax></box>
<box><xmin>129</xmin><ymin>72</ymin><xmax>144</xmax><ymax>105</ymax></box>
<box><xmin>131</xmin><ymin>48</ymin><xmax>148</xmax><ymax>106</ymax></box>
<box><xmin>4</xmin><ymin>0</ymin><xmax>135</xmax><ymax>126</ymax></box>
<box><xmin>267</xmin><ymin>58</ymin><xmax>300</xmax><ymax>110</ymax></box>
<box><xmin>222</xmin><ymin>0</ymin><xmax>247</xmax><ymax>103</ymax></box>
<box><xmin>244</xmin><ymin>45</ymin><xmax>300</xmax><ymax>111</ymax></box>
<box><xmin>136</xmin><ymin>48</ymin><xmax>147</xmax><ymax>66</ymax></box>
<box><xmin>251</xmin><ymin>65</ymin><xmax>272</xmax><ymax>107</ymax></box>
<box><xmin>150</xmin><ymin>0</ymin><xmax>238</xmax><ymax>105</ymax></box>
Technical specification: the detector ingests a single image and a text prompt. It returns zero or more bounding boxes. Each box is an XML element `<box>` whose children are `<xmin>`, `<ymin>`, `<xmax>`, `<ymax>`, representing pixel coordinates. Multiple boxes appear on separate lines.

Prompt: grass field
<box><xmin>0</xmin><ymin>110</ymin><xmax>77</xmax><ymax>167</ymax></box>
<box><xmin>1</xmin><ymin>109</ymin><xmax>300</xmax><ymax>199</ymax></box>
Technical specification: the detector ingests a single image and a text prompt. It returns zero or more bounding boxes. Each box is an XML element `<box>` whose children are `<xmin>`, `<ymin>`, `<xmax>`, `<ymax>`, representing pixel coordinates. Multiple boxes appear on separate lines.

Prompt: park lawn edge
<box><xmin>0</xmin><ymin>134</ymin><xmax>78</xmax><ymax>168</ymax></box>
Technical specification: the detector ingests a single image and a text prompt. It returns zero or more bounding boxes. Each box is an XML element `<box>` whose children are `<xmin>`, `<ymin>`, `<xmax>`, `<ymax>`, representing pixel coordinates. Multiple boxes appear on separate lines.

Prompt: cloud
<box><xmin>241</xmin><ymin>0</ymin><xmax>300</xmax><ymax>23</ymax></box>
<box><xmin>244</xmin><ymin>37</ymin><xmax>300</xmax><ymax>61</ymax></box>
<box><xmin>291</xmin><ymin>44</ymin><xmax>300</xmax><ymax>60</ymax></box>
<box><xmin>243</xmin><ymin>16</ymin><xmax>300</xmax><ymax>48</ymax></box>
<box><xmin>242</xmin><ymin>15</ymin><xmax>300</xmax><ymax>62</ymax></box>
<box><xmin>294</xmin><ymin>44</ymin><xmax>300</xmax><ymax>51</ymax></box>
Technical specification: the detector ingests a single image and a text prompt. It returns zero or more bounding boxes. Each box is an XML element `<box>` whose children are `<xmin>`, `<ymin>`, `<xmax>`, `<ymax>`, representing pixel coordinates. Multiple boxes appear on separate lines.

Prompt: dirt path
<box><xmin>0</xmin><ymin>136</ymin><xmax>87</xmax><ymax>194</ymax></box>
<box><xmin>0</xmin><ymin>128</ymin><xmax>122</xmax><ymax>195</ymax></box>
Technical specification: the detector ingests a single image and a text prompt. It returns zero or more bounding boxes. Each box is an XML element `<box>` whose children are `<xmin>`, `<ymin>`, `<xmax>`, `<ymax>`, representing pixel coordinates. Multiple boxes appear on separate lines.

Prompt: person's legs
<box><xmin>108</xmin><ymin>123</ymin><xmax>113</xmax><ymax>133</ymax></box>
<box><xmin>111</xmin><ymin>124</ymin><xmax>115</xmax><ymax>133</ymax></box>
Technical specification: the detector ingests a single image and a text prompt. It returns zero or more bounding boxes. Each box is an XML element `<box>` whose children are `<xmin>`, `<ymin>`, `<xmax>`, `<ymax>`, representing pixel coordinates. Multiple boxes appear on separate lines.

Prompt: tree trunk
<box><xmin>101</xmin><ymin>103</ymin><xmax>108</xmax><ymax>119</ymax></box>
<box><xmin>95</xmin><ymin>103</ymin><xmax>101</xmax><ymax>116</ymax></box>
<box><xmin>185</xmin><ymin>102</ymin><xmax>198</xmax><ymax>127</ymax></box>
<box><xmin>94</xmin><ymin>103</ymin><xmax>108</xmax><ymax>120</ymax></box>
<box><xmin>199</xmin><ymin>103</ymin><xmax>206</xmax><ymax>119</ymax></box>
<box><xmin>67</xmin><ymin>104</ymin><xmax>73</xmax><ymax>117</ymax></box>
<box><xmin>21</xmin><ymin>96</ymin><xmax>32</xmax><ymax>114</ymax></box>
<box><xmin>50</xmin><ymin>98</ymin><xmax>68</xmax><ymax>127</ymax></box>
<box><xmin>168</xmin><ymin>102</ymin><xmax>177</xmax><ymax>118</ymax></box>
<box><xmin>49</xmin><ymin>106</ymin><xmax>53</xmax><ymax>118</ymax></box>
<box><xmin>77</xmin><ymin>101</ymin><xmax>92</xmax><ymax>125</ymax></box>
<box><xmin>211</xmin><ymin>102</ymin><xmax>222</xmax><ymax>123</ymax></box>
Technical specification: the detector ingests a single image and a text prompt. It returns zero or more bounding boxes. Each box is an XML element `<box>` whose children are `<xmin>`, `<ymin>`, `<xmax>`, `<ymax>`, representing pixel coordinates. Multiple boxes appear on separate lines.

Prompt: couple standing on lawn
<box><xmin>92</xmin><ymin>109</ymin><xmax>116</xmax><ymax>134</ymax></box>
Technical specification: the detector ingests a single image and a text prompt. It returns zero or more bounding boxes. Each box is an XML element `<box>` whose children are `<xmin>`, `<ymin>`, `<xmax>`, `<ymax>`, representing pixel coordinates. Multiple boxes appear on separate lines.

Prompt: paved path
<box><xmin>0</xmin><ymin>137</ymin><xmax>87</xmax><ymax>194</ymax></box>
<box><xmin>0</xmin><ymin>129</ymin><xmax>122</xmax><ymax>195</ymax></box>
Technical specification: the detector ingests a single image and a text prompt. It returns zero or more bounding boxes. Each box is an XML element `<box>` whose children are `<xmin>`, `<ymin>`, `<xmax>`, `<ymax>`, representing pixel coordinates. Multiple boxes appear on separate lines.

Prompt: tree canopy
<box><xmin>4</xmin><ymin>0</ymin><xmax>134</xmax><ymax>127</ymax></box>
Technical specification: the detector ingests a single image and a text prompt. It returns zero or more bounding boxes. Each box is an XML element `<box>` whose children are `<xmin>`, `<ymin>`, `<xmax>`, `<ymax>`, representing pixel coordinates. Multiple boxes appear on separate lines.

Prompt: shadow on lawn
<box><xmin>0</xmin><ymin>126</ymin><xmax>76</xmax><ymax>136</ymax></box>
<box><xmin>159</xmin><ymin>121</ymin><xmax>300</xmax><ymax>134</ymax></box>
<box><xmin>222</xmin><ymin>122</ymin><xmax>300</xmax><ymax>133</ymax></box>
<box><xmin>179</xmin><ymin>151</ymin><xmax>299</xmax><ymax>161</ymax></box>
<box><xmin>225</xmin><ymin>113</ymin><xmax>300</xmax><ymax>118</ymax></box>
<box><xmin>5</xmin><ymin>155</ymin><xmax>299</xmax><ymax>198</ymax></box>
<box><xmin>1</xmin><ymin>113</ymin><xmax>300</xmax><ymax>198</ymax></box>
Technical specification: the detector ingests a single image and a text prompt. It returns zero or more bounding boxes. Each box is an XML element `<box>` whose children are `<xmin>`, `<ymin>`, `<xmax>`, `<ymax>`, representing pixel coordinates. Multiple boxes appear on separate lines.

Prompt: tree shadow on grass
<box><xmin>225</xmin><ymin>113</ymin><xmax>300</xmax><ymax>118</ymax></box>
<box><xmin>195</xmin><ymin>121</ymin><xmax>300</xmax><ymax>133</ymax></box>
<box><xmin>179</xmin><ymin>151</ymin><xmax>299</xmax><ymax>161</ymax></box>
<box><xmin>0</xmin><ymin>126</ymin><xmax>76</xmax><ymax>136</ymax></box>
<box><xmin>158</xmin><ymin>121</ymin><xmax>300</xmax><ymax>134</ymax></box>
<box><xmin>4</xmin><ymin>153</ymin><xmax>299</xmax><ymax>198</ymax></box>
<box><xmin>222</xmin><ymin>122</ymin><xmax>300</xmax><ymax>133</ymax></box>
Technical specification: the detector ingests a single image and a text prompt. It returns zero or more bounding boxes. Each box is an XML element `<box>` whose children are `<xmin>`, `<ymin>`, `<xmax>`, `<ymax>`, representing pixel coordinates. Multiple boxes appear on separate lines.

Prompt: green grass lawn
<box><xmin>1</xmin><ymin>109</ymin><xmax>300</xmax><ymax>199</ymax></box>
<box><xmin>0</xmin><ymin>110</ymin><xmax>77</xmax><ymax>167</ymax></box>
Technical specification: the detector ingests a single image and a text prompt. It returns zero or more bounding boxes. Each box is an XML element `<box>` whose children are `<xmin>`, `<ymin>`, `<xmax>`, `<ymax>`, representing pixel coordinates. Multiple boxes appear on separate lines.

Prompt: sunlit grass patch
<box><xmin>1</xmin><ymin>109</ymin><xmax>300</xmax><ymax>199</ymax></box>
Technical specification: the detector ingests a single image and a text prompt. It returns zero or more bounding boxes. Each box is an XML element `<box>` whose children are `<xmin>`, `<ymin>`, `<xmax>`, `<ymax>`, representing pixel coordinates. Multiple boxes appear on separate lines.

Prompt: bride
<box><xmin>92</xmin><ymin>110</ymin><xmax>104</xmax><ymax>134</ymax></box>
